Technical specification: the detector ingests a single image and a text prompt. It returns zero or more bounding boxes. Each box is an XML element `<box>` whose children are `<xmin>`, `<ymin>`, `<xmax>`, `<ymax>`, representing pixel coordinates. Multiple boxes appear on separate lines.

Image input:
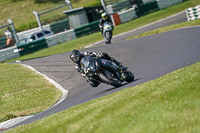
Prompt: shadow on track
<box><xmin>105</xmin><ymin>78</ymin><xmax>142</xmax><ymax>91</ymax></box>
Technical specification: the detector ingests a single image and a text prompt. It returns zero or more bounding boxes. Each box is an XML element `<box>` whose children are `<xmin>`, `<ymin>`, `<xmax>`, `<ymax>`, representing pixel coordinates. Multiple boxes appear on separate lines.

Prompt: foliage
<box><xmin>16</xmin><ymin>21</ymin><xmax>38</xmax><ymax>32</ymax></box>
<box><xmin>190</xmin><ymin>0</ymin><xmax>200</xmax><ymax>6</ymax></box>
<box><xmin>10</xmin><ymin>0</ymin><xmax>64</xmax><ymax>3</ymax></box>
<box><xmin>0</xmin><ymin>114</ymin><xmax>17</xmax><ymax>123</ymax></box>
<box><xmin>34</xmin><ymin>0</ymin><xmax>60</xmax><ymax>3</ymax></box>
<box><xmin>84</xmin><ymin>1</ymin><xmax>102</xmax><ymax>7</ymax></box>
<box><xmin>9</xmin><ymin>0</ymin><xmax>24</xmax><ymax>2</ymax></box>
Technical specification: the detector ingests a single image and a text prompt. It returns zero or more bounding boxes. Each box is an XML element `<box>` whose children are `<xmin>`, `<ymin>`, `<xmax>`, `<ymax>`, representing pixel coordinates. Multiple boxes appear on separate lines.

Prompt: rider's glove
<box><xmin>96</xmin><ymin>53</ymin><xmax>102</xmax><ymax>58</ymax></box>
<box><xmin>102</xmin><ymin>52</ymin><xmax>109</xmax><ymax>58</ymax></box>
<box><xmin>81</xmin><ymin>73</ymin><xmax>86</xmax><ymax>77</ymax></box>
<box><xmin>75</xmin><ymin>65</ymin><xmax>81</xmax><ymax>72</ymax></box>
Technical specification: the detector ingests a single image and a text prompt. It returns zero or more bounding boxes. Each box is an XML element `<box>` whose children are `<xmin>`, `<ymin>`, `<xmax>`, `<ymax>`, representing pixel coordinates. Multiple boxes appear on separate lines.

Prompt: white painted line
<box><xmin>0</xmin><ymin>116</ymin><xmax>33</xmax><ymax>130</ymax></box>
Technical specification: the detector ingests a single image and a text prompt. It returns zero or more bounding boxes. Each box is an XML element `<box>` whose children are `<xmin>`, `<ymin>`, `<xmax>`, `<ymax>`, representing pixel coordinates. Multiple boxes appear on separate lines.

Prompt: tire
<box><xmin>99</xmin><ymin>72</ymin><xmax>122</xmax><ymax>87</ymax></box>
<box><xmin>89</xmin><ymin>79</ymin><xmax>100</xmax><ymax>87</ymax></box>
<box><xmin>125</xmin><ymin>70</ymin><xmax>134</xmax><ymax>82</ymax></box>
<box><xmin>106</xmin><ymin>32</ymin><xmax>110</xmax><ymax>40</ymax></box>
<box><xmin>108</xmin><ymin>39</ymin><xmax>111</xmax><ymax>44</ymax></box>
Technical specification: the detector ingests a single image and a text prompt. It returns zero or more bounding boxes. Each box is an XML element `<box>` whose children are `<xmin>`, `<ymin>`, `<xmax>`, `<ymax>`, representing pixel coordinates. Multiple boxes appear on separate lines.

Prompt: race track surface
<box><xmin>12</xmin><ymin>26</ymin><xmax>200</xmax><ymax>128</ymax></box>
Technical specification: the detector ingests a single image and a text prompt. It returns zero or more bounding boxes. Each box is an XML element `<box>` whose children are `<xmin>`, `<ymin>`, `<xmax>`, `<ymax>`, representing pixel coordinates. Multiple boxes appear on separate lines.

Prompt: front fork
<box><xmin>103</xmin><ymin>31</ymin><xmax>112</xmax><ymax>42</ymax></box>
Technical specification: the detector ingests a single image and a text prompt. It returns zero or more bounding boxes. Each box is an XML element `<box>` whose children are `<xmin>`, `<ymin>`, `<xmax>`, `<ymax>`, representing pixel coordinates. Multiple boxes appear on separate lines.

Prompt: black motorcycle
<box><xmin>80</xmin><ymin>56</ymin><xmax>134</xmax><ymax>87</ymax></box>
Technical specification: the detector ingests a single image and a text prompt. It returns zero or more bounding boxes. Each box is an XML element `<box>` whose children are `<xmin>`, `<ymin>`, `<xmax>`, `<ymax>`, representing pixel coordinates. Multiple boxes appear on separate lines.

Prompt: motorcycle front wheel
<box><xmin>125</xmin><ymin>70</ymin><xmax>134</xmax><ymax>82</ymax></box>
<box><xmin>105</xmin><ymin>32</ymin><xmax>111</xmax><ymax>44</ymax></box>
<box><xmin>99</xmin><ymin>72</ymin><xmax>121</xmax><ymax>87</ymax></box>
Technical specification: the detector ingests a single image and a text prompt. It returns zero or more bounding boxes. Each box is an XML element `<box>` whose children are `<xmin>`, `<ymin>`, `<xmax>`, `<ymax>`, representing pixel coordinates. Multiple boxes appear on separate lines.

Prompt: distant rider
<box><xmin>70</xmin><ymin>50</ymin><xmax>123</xmax><ymax>87</ymax></box>
<box><xmin>99</xmin><ymin>12</ymin><xmax>114</xmax><ymax>36</ymax></box>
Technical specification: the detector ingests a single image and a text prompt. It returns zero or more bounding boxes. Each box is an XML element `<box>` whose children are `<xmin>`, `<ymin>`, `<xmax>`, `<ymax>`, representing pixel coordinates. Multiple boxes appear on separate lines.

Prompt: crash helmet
<box><xmin>70</xmin><ymin>50</ymin><xmax>81</xmax><ymax>63</ymax></box>
<box><xmin>101</xmin><ymin>12</ymin><xmax>108</xmax><ymax>20</ymax></box>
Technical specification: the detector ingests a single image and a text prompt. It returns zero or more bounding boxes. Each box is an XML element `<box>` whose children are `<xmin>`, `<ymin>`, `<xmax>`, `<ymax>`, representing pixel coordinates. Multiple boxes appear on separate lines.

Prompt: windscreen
<box><xmin>80</xmin><ymin>56</ymin><xmax>97</xmax><ymax>73</ymax></box>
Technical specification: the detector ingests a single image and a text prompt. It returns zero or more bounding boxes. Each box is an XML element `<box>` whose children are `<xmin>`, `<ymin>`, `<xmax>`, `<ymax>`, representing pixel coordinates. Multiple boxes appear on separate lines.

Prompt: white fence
<box><xmin>186</xmin><ymin>5</ymin><xmax>200</xmax><ymax>21</ymax></box>
<box><xmin>0</xmin><ymin>46</ymin><xmax>20</xmax><ymax>62</ymax></box>
<box><xmin>118</xmin><ymin>8</ymin><xmax>137</xmax><ymax>23</ymax></box>
<box><xmin>156</xmin><ymin>0</ymin><xmax>183</xmax><ymax>9</ymax></box>
<box><xmin>106</xmin><ymin>0</ymin><xmax>131</xmax><ymax>14</ymax></box>
<box><xmin>45</xmin><ymin>29</ymin><xmax>76</xmax><ymax>47</ymax></box>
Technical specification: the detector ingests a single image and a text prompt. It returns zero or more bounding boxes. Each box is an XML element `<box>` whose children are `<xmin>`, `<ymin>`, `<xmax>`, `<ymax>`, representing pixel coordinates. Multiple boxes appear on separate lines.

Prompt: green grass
<box><xmin>128</xmin><ymin>19</ymin><xmax>200</xmax><ymax>40</ymax></box>
<box><xmin>0</xmin><ymin>63</ymin><xmax>62</xmax><ymax>122</ymax></box>
<box><xmin>6</xmin><ymin>0</ymin><xmax>200</xmax><ymax>62</ymax></box>
<box><xmin>5</xmin><ymin>62</ymin><xmax>200</xmax><ymax>133</ymax></box>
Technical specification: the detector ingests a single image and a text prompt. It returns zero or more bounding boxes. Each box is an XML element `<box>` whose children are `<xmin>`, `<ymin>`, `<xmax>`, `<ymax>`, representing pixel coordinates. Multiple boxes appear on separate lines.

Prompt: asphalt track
<box><xmin>4</xmin><ymin>11</ymin><xmax>200</xmax><ymax>130</ymax></box>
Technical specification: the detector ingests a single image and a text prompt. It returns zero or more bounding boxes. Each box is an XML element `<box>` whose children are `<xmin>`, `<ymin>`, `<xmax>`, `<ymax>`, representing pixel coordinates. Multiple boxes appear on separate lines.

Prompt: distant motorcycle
<box><xmin>80</xmin><ymin>56</ymin><xmax>134</xmax><ymax>87</ymax></box>
<box><xmin>103</xmin><ymin>21</ymin><xmax>113</xmax><ymax>44</ymax></box>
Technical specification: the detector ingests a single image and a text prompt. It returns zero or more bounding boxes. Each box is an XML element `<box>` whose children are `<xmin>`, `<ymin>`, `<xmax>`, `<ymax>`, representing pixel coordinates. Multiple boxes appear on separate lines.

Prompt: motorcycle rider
<box><xmin>99</xmin><ymin>12</ymin><xmax>114</xmax><ymax>37</ymax></box>
<box><xmin>70</xmin><ymin>49</ymin><xmax>124</xmax><ymax>87</ymax></box>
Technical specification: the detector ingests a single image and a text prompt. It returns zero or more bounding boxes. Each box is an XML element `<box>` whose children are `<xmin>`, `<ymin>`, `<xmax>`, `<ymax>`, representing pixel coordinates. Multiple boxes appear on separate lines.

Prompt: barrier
<box><xmin>106</xmin><ymin>0</ymin><xmax>131</xmax><ymax>14</ymax></box>
<box><xmin>156</xmin><ymin>0</ymin><xmax>183</xmax><ymax>9</ymax></box>
<box><xmin>135</xmin><ymin>0</ymin><xmax>159</xmax><ymax>17</ymax></box>
<box><xmin>74</xmin><ymin>20</ymin><xmax>100</xmax><ymax>38</ymax></box>
<box><xmin>111</xmin><ymin>13</ymin><xmax>122</xmax><ymax>26</ymax></box>
<box><xmin>0</xmin><ymin>46</ymin><xmax>20</xmax><ymax>62</ymax></box>
<box><xmin>186</xmin><ymin>5</ymin><xmax>200</xmax><ymax>21</ymax></box>
<box><xmin>46</xmin><ymin>29</ymin><xmax>76</xmax><ymax>47</ymax></box>
<box><xmin>17</xmin><ymin>39</ymin><xmax>47</xmax><ymax>56</ymax></box>
<box><xmin>118</xmin><ymin>8</ymin><xmax>137</xmax><ymax>24</ymax></box>
<box><xmin>50</xmin><ymin>19</ymin><xmax>70</xmax><ymax>34</ymax></box>
<box><xmin>0</xmin><ymin>37</ymin><xmax>7</xmax><ymax>49</ymax></box>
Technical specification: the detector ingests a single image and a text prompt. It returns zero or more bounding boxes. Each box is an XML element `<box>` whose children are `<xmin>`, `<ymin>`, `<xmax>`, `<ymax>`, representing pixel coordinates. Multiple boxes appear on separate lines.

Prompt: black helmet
<box><xmin>70</xmin><ymin>50</ymin><xmax>81</xmax><ymax>63</ymax></box>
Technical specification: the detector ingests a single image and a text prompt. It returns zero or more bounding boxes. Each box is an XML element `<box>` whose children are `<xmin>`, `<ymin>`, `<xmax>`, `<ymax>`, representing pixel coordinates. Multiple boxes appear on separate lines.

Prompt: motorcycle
<box><xmin>80</xmin><ymin>56</ymin><xmax>134</xmax><ymax>87</ymax></box>
<box><xmin>103</xmin><ymin>21</ymin><xmax>113</xmax><ymax>44</ymax></box>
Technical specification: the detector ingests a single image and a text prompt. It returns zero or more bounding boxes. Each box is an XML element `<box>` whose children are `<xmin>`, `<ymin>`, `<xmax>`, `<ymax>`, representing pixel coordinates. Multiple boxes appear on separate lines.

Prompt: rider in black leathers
<box><xmin>70</xmin><ymin>50</ymin><xmax>123</xmax><ymax>87</ymax></box>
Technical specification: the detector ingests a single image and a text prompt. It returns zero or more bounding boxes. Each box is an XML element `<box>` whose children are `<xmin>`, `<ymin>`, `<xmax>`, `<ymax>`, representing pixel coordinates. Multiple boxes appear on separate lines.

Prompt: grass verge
<box><xmin>128</xmin><ymin>19</ymin><xmax>200</xmax><ymax>40</ymax></box>
<box><xmin>5</xmin><ymin>62</ymin><xmax>200</xmax><ymax>133</ymax></box>
<box><xmin>6</xmin><ymin>0</ymin><xmax>197</xmax><ymax>62</ymax></box>
<box><xmin>0</xmin><ymin>63</ymin><xmax>62</xmax><ymax>123</ymax></box>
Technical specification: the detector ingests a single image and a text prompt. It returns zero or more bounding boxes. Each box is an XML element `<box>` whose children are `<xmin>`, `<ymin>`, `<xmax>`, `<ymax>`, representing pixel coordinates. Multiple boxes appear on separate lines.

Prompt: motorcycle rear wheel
<box><xmin>99</xmin><ymin>72</ymin><xmax>122</xmax><ymax>87</ymax></box>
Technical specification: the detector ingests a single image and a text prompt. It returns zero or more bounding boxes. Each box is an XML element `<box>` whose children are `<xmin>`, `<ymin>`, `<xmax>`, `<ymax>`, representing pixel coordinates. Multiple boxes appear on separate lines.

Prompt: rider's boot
<box><xmin>111</xmin><ymin>58</ymin><xmax>127</xmax><ymax>80</ymax></box>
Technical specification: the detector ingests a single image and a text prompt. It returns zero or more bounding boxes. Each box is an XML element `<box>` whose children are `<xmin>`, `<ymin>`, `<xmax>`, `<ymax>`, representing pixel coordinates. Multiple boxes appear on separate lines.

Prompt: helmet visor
<box><xmin>71</xmin><ymin>52</ymin><xmax>80</xmax><ymax>63</ymax></box>
<box><xmin>72</xmin><ymin>56</ymin><xmax>79</xmax><ymax>62</ymax></box>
